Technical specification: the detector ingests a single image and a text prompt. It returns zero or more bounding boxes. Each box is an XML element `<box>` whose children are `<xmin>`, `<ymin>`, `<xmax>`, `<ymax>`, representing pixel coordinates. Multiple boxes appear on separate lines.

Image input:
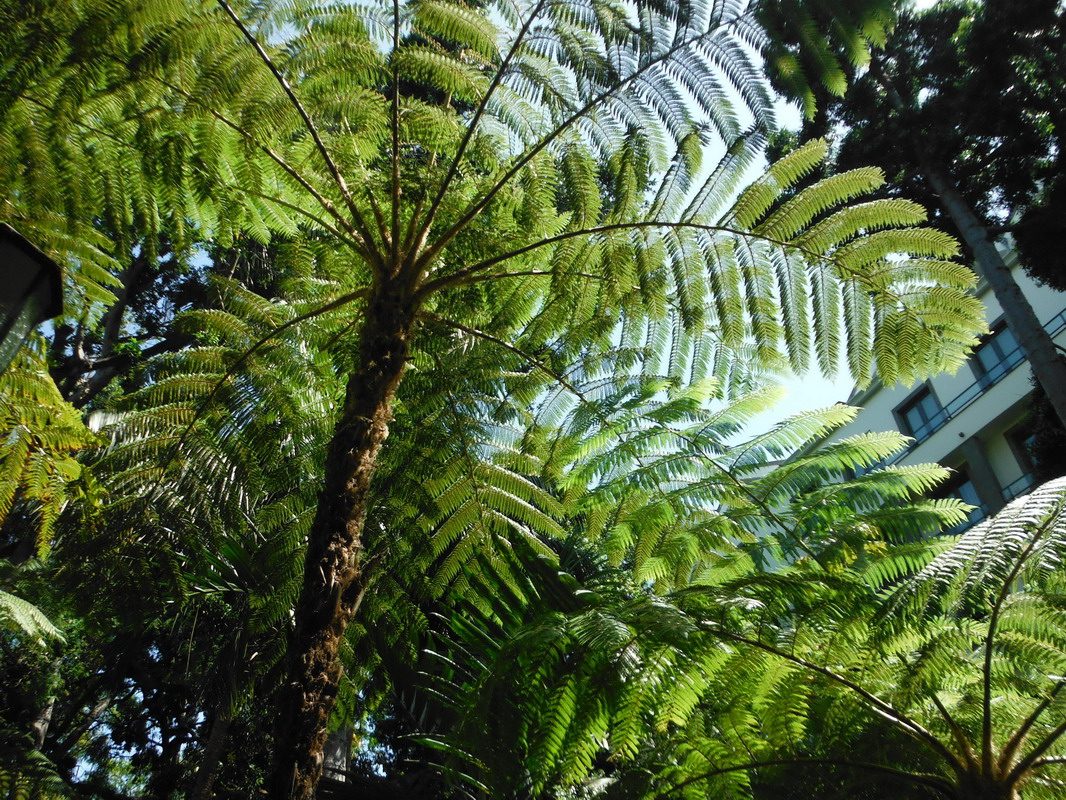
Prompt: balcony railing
<box><xmin>949</xmin><ymin>474</ymin><xmax>1035</xmax><ymax>534</ymax></box>
<box><xmin>882</xmin><ymin>306</ymin><xmax>1066</xmax><ymax>468</ymax></box>
<box><xmin>1002</xmin><ymin>471</ymin><xmax>1036</xmax><ymax>502</ymax></box>
<box><xmin>949</xmin><ymin>502</ymin><xmax>989</xmax><ymax>535</ymax></box>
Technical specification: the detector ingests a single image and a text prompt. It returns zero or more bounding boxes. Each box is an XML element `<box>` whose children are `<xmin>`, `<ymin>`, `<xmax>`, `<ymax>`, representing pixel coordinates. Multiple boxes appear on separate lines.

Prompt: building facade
<box><xmin>821</xmin><ymin>250</ymin><xmax>1066</xmax><ymax>531</ymax></box>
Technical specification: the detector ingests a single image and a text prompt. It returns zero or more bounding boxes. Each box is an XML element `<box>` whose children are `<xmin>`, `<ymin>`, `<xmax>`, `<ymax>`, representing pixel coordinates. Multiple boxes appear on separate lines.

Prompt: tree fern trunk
<box><xmin>267</xmin><ymin>281</ymin><xmax>416</xmax><ymax>800</ymax></box>
<box><xmin>957</xmin><ymin>774</ymin><xmax>1019</xmax><ymax>800</ymax></box>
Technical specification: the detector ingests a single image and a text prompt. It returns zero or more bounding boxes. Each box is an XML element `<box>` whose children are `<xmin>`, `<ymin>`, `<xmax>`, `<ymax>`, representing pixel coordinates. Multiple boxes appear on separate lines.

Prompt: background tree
<box><xmin>798</xmin><ymin>0</ymin><xmax>1066</xmax><ymax>429</ymax></box>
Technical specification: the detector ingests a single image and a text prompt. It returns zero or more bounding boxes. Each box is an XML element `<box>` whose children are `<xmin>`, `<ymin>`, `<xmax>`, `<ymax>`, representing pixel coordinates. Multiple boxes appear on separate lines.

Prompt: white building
<box><xmin>821</xmin><ymin>251</ymin><xmax>1066</xmax><ymax>531</ymax></box>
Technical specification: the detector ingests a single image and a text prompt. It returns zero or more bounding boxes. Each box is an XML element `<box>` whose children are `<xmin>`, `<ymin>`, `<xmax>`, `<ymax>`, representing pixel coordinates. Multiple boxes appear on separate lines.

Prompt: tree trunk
<box><xmin>30</xmin><ymin>695</ymin><xmax>54</xmax><ymax>750</ymax></box>
<box><xmin>189</xmin><ymin>708</ymin><xmax>231</xmax><ymax>800</ymax></box>
<box><xmin>918</xmin><ymin>160</ymin><xmax>1066</xmax><ymax>431</ymax></box>
<box><xmin>957</xmin><ymin>772</ymin><xmax>1019</xmax><ymax>800</ymax></box>
<box><xmin>266</xmin><ymin>280</ymin><xmax>416</xmax><ymax>800</ymax></box>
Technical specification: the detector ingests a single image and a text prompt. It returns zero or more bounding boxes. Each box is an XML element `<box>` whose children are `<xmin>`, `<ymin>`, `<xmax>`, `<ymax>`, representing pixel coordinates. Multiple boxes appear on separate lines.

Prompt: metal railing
<box><xmin>949</xmin><ymin>502</ymin><xmax>989</xmax><ymax>535</ymax></box>
<box><xmin>1002</xmin><ymin>471</ymin><xmax>1036</xmax><ymax>502</ymax></box>
<box><xmin>882</xmin><ymin>306</ymin><xmax>1066</xmax><ymax>468</ymax></box>
<box><xmin>951</xmin><ymin>475</ymin><xmax>1036</xmax><ymax>534</ymax></box>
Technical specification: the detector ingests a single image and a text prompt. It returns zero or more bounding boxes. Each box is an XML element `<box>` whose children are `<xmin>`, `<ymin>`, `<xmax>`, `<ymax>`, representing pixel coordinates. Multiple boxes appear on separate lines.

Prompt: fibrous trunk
<box><xmin>267</xmin><ymin>282</ymin><xmax>415</xmax><ymax>800</ymax></box>
<box><xmin>957</xmin><ymin>772</ymin><xmax>1019</xmax><ymax>800</ymax></box>
<box><xmin>188</xmin><ymin>708</ymin><xmax>230</xmax><ymax>800</ymax></box>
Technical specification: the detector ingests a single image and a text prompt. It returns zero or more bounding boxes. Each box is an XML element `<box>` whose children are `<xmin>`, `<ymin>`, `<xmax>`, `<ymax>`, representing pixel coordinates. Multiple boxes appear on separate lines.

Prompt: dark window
<box><xmin>971</xmin><ymin>322</ymin><xmax>1023</xmax><ymax>387</ymax></box>
<box><xmin>895</xmin><ymin>386</ymin><xmax>944</xmax><ymax>441</ymax></box>
<box><xmin>935</xmin><ymin>468</ymin><xmax>988</xmax><ymax>534</ymax></box>
<box><xmin>1006</xmin><ymin>425</ymin><xmax>1038</xmax><ymax>474</ymax></box>
<box><xmin>1003</xmin><ymin>425</ymin><xmax>1038</xmax><ymax>501</ymax></box>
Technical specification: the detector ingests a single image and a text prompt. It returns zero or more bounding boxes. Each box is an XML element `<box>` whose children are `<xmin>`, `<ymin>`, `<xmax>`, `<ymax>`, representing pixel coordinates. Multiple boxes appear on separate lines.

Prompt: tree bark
<box><xmin>266</xmin><ymin>279</ymin><xmax>416</xmax><ymax>800</ymax></box>
<box><xmin>29</xmin><ymin>695</ymin><xmax>54</xmax><ymax>750</ymax></box>
<box><xmin>189</xmin><ymin>707</ymin><xmax>231</xmax><ymax>800</ymax></box>
<box><xmin>956</xmin><ymin>772</ymin><xmax>1019</xmax><ymax>800</ymax></box>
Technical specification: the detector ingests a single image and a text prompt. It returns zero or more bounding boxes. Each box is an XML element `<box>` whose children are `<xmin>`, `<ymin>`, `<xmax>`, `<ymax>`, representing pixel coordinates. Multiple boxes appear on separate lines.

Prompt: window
<box><xmin>935</xmin><ymin>468</ymin><xmax>988</xmax><ymax>534</ymax></box>
<box><xmin>971</xmin><ymin>322</ymin><xmax>1023</xmax><ymax>387</ymax></box>
<box><xmin>1003</xmin><ymin>425</ymin><xmax>1038</xmax><ymax>501</ymax></box>
<box><xmin>1006</xmin><ymin>425</ymin><xmax>1038</xmax><ymax>474</ymax></box>
<box><xmin>895</xmin><ymin>385</ymin><xmax>944</xmax><ymax>442</ymax></box>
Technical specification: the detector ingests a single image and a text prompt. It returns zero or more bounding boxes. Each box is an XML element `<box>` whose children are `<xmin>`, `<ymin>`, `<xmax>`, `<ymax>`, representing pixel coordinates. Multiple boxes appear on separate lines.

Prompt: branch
<box><xmin>1010</xmin><ymin>718</ymin><xmax>1066</xmax><ymax>783</ymax></box>
<box><xmin>215</xmin><ymin>0</ymin><xmax>379</xmax><ymax>259</ymax></box>
<box><xmin>931</xmin><ymin>694</ymin><xmax>978</xmax><ymax>769</ymax></box>
<box><xmin>441</xmin><ymin>269</ymin><xmax>625</xmax><ymax>288</ymax></box>
<box><xmin>415</xmin><ymin>219</ymin><xmax>910</xmax><ymax>303</ymax></box>
<box><xmin>414</xmin><ymin>0</ymin><xmax>551</xmax><ymax>257</ymax></box>
<box><xmin>413</xmin><ymin>9</ymin><xmax>751</xmax><ymax>276</ymax></box>
<box><xmin>1033</xmin><ymin>756</ymin><xmax>1066</xmax><ymax>769</ymax></box>
<box><xmin>424</xmin><ymin>306</ymin><xmax>820</xmax><ymax>566</ymax></box>
<box><xmin>155</xmin><ymin>288</ymin><xmax>368</xmax><ymax>486</ymax></box>
<box><xmin>894</xmin><ymin>651</ymin><xmax>977</xmax><ymax>770</ymax></box>
<box><xmin>70</xmin><ymin>335</ymin><xmax>191</xmax><ymax>408</ymax></box>
<box><xmin>701</xmin><ymin>625</ymin><xmax>965</xmax><ymax>776</ymax></box>
<box><xmin>982</xmin><ymin>512</ymin><xmax>1054</xmax><ymax>766</ymax></box>
<box><xmin>229</xmin><ymin>187</ymin><xmax>367</xmax><ymax>252</ymax></box>
<box><xmin>1000</xmin><ymin>679</ymin><xmax>1066</xmax><ymax>773</ymax></box>
<box><xmin>147</xmin><ymin>74</ymin><xmax>376</xmax><ymax>266</ymax></box>
<box><xmin>654</xmin><ymin>422</ymin><xmax>825</xmax><ymax>565</ymax></box>
<box><xmin>652</xmin><ymin>757</ymin><xmax>957</xmax><ymax>799</ymax></box>
<box><xmin>417</xmin><ymin>310</ymin><xmax>584</xmax><ymax>398</ymax></box>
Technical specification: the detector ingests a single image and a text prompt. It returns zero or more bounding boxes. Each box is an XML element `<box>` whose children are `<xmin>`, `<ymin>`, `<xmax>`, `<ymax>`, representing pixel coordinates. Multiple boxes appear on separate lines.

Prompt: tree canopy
<box><xmin>788</xmin><ymin>0</ymin><xmax>1066</xmax><ymax>436</ymax></box>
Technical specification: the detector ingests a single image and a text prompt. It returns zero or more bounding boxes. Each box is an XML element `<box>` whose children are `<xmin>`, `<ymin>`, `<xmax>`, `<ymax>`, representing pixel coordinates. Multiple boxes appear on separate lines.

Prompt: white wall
<box><xmin>821</xmin><ymin>255</ymin><xmax>1066</xmax><ymax>511</ymax></box>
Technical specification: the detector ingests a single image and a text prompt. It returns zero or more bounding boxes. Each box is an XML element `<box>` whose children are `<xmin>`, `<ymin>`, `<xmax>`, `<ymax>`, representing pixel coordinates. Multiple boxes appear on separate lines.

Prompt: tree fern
<box><xmin>0</xmin><ymin>1</ymin><xmax>991</xmax><ymax>796</ymax></box>
<box><xmin>349</xmin><ymin>371</ymin><xmax>975</xmax><ymax>796</ymax></box>
<box><xmin>632</xmin><ymin>478</ymin><xmax>1066</xmax><ymax>800</ymax></box>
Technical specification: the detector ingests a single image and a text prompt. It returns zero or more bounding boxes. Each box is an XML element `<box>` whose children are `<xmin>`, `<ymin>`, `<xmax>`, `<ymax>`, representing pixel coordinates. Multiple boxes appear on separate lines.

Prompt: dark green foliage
<box><xmin>1014</xmin><ymin>178</ymin><xmax>1066</xmax><ymax>292</ymax></box>
<box><xmin>1020</xmin><ymin>366</ymin><xmax>1066</xmax><ymax>484</ymax></box>
<box><xmin>820</xmin><ymin>0</ymin><xmax>1066</xmax><ymax>277</ymax></box>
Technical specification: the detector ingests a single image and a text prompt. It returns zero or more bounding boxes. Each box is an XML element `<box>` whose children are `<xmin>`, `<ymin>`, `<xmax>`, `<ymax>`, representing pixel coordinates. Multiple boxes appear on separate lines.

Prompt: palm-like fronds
<box><xmin>0</xmin><ymin>339</ymin><xmax>93</xmax><ymax>559</ymax></box>
<box><xmin>641</xmin><ymin>478</ymin><xmax>1066</xmax><ymax>800</ymax></box>
<box><xmin>352</xmin><ymin>371</ymin><xmax>971</xmax><ymax>797</ymax></box>
<box><xmin>0</xmin><ymin>1</ymin><xmax>991</xmax><ymax>796</ymax></box>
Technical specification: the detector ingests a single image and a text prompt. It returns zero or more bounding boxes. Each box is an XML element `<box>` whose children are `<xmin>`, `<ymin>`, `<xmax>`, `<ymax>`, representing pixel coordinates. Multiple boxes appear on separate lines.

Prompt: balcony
<box><xmin>946</xmin><ymin>473</ymin><xmax>1033</xmax><ymax>534</ymax></box>
<box><xmin>1002</xmin><ymin>471</ymin><xmax>1036</xmax><ymax>502</ymax></box>
<box><xmin>882</xmin><ymin>306</ymin><xmax>1066</xmax><ymax>468</ymax></box>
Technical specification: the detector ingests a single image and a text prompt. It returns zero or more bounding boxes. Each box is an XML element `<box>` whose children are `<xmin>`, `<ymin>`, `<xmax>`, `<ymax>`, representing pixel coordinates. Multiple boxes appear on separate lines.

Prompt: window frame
<box><xmin>893</xmin><ymin>383</ymin><xmax>945</xmax><ymax>442</ymax></box>
<box><xmin>969</xmin><ymin>318</ymin><xmax>1023</xmax><ymax>387</ymax></box>
<box><xmin>1005</xmin><ymin>422</ymin><xmax>1038</xmax><ymax>476</ymax></box>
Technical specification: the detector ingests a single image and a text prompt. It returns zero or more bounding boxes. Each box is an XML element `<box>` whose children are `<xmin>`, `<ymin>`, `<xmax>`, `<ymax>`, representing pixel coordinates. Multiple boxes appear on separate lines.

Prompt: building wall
<box><xmin>820</xmin><ymin>252</ymin><xmax>1066</xmax><ymax>527</ymax></box>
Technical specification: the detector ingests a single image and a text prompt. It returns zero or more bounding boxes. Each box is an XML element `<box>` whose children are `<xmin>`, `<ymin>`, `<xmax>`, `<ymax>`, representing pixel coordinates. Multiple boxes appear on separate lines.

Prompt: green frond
<box><xmin>0</xmin><ymin>341</ymin><xmax>94</xmax><ymax>558</ymax></box>
<box><xmin>0</xmin><ymin>588</ymin><xmax>63</xmax><ymax>646</ymax></box>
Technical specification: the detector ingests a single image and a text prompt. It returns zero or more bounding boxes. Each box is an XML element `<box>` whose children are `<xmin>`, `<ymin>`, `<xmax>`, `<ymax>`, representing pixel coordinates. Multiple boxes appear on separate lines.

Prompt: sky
<box><xmin>738</xmin><ymin>369</ymin><xmax>855</xmax><ymax>438</ymax></box>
